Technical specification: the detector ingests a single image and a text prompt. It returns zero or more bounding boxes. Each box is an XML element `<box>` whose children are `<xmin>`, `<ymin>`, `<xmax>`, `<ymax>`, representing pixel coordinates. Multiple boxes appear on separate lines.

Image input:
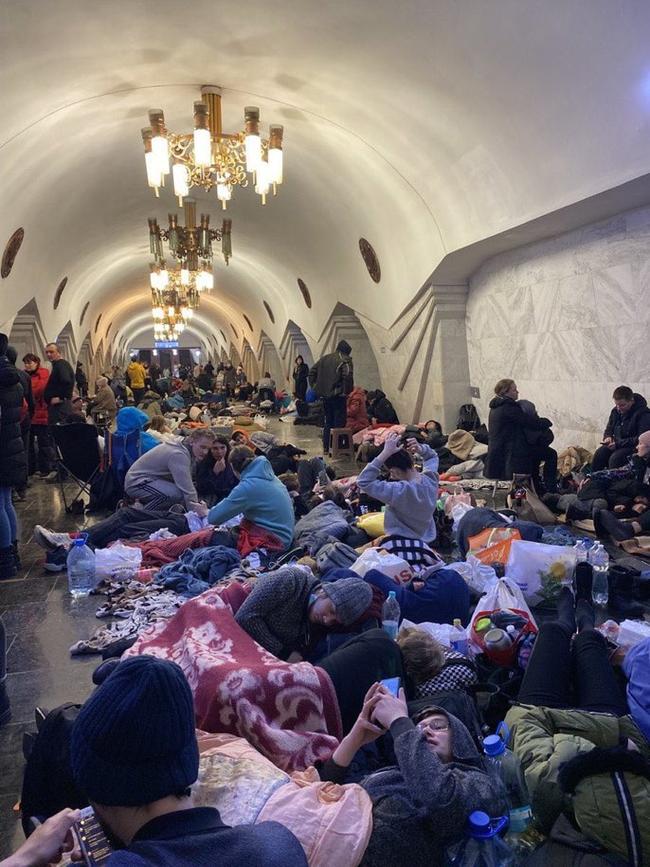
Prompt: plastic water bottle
<box><xmin>67</xmin><ymin>538</ymin><xmax>97</xmax><ymax>597</ymax></box>
<box><xmin>483</xmin><ymin>727</ymin><xmax>532</xmax><ymax>839</ymax></box>
<box><xmin>382</xmin><ymin>590</ymin><xmax>400</xmax><ymax>640</ymax></box>
<box><xmin>444</xmin><ymin>811</ymin><xmax>513</xmax><ymax>866</ymax></box>
<box><xmin>450</xmin><ymin>618</ymin><xmax>469</xmax><ymax>655</ymax></box>
<box><xmin>589</xmin><ymin>542</ymin><xmax>609</xmax><ymax>606</ymax></box>
<box><xmin>573</xmin><ymin>539</ymin><xmax>589</xmax><ymax>564</ymax></box>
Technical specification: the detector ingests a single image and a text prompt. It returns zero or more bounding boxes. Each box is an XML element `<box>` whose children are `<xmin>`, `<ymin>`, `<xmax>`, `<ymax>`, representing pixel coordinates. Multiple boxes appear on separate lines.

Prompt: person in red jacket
<box><xmin>346</xmin><ymin>386</ymin><xmax>369</xmax><ymax>434</ymax></box>
<box><xmin>23</xmin><ymin>354</ymin><xmax>56</xmax><ymax>476</ymax></box>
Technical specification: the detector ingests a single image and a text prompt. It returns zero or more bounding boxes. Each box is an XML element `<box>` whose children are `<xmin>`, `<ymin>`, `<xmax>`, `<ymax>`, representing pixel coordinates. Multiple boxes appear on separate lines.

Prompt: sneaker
<box><xmin>44</xmin><ymin>471</ymin><xmax>60</xmax><ymax>483</ymax></box>
<box><xmin>44</xmin><ymin>547</ymin><xmax>67</xmax><ymax>573</ymax></box>
<box><xmin>34</xmin><ymin>526</ymin><xmax>73</xmax><ymax>552</ymax></box>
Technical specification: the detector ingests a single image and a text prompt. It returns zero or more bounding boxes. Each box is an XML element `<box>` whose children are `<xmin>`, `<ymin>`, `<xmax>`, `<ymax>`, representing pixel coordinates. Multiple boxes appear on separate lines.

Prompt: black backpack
<box><xmin>457</xmin><ymin>403</ymin><xmax>480</xmax><ymax>432</ymax></box>
<box><xmin>20</xmin><ymin>703</ymin><xmax>88</xmax><ymax>834</ymax></box>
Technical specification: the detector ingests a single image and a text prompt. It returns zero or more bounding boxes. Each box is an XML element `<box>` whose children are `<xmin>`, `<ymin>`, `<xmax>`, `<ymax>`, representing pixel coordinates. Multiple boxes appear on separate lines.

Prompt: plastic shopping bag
<box><xmin>443</xmin><ymin>485</ymin><xmax>474</xmax><ymax>518</ymax></box>
<box><xmin>506</xmin><ymin>540</ymin><xmax>577</xmax><ymax>604</ymax></box>
<box><xmin>95</xmin><ymin>542</ymin><xmax>142</xmax><ymax>580</ymax></box>
<box><xmin>446</xmin><ymin>556</ymin><xmax>498</xmax><ymax>596</ymax></box>
<box><xmin>350</xmin><ymin>548</ymin><xmax>413</xmax><ymax>584</ymax></box>
<box><xmin>468</xmin><ymin>527</ymin><xmax>521</xmax><ymax>565</ymax></box>
<box><xmin>469</xmin><ymin>577</ymin><xmax>538</xmax><ymax>666</ymax></box>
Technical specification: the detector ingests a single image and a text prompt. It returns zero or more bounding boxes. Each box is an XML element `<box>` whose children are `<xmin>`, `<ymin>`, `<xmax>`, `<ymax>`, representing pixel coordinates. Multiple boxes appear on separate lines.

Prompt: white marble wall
<box><xmin>467</xmin><ymin>207</ymin><xmax>650</xmax><ymax>451</ymax></box>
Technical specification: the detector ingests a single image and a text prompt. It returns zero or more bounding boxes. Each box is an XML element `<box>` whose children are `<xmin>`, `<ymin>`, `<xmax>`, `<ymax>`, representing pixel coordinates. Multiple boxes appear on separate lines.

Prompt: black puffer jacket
<box><xmin>603</xmin><ymin>393</ymin><xmax>650</xmax><ymax>449</ymax></box>
<box><xmin>309</xmin><ymin>346</ymin><xmax>354</xmax><ymax>399</ymax></box>
<box><xmin>0</xmin><ymin>352</ymin><xmax>28</xmax><ymax>488</ymax></box>
<box><xmin>484</xmin><ymin>396</ymin><xmax>552</xmax><ymax>480</ymax></box>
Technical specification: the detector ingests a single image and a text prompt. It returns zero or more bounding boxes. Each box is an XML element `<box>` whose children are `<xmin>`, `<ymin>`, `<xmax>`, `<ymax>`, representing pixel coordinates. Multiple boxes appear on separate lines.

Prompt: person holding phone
<box><xmin>319</xmin><ymin>683</ymin><xmax>506</xmax><ymax>866</ymax></box>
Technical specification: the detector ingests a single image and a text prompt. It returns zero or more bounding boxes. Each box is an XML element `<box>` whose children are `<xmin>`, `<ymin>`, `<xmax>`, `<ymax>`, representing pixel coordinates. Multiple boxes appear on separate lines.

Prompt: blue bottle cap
<box><xmin>468</xmin><ymin>811</ymin><xmax>491</xmax><ymax>837</ymax></box>
<box><xmin>73</xmin><ymin>538</ymin><xmax>86</xmax><ymax>547</ymax></box>
<box><xmin>483</xmin><ymin>734</ymin><xmax>506</xmax><ymax>756</ymax></box>
<box><xmin>388</xmin><ymin>590</ymin><xmax>396</xmax><ymax>599</ymax></box>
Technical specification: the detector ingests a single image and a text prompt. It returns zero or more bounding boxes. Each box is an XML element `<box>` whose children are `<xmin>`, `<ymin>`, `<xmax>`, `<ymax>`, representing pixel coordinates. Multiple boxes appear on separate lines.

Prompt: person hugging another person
<box><xmin>196</xmin><ymin>436</ymin><xmax>238</xmax><ymax>508</ymax></box>
<box><xmin>207</xmin><ymin>446</ymin><xmax>295</xmax><ymax>556</ymax></box>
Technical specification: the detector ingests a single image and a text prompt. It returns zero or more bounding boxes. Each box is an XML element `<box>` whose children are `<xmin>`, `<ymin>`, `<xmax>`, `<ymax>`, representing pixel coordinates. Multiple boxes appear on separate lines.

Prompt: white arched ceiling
<box><xmin>3</xmin><ymin>0</ymin><xmax>650</xmax><ymax>359</ymax></box>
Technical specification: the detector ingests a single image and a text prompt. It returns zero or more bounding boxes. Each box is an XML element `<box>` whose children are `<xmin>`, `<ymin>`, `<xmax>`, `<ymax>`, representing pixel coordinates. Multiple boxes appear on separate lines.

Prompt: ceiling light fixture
<box><xmin>142</xmin><ymin>85</ymin><xmax>284</xmax><ymax>207</ymax></box>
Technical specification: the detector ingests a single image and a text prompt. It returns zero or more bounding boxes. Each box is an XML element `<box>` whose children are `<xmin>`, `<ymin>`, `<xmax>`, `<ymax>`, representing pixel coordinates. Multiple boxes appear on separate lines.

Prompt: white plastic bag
<box><xmin>186</xmin><ymin>511</ymin><xmax>209</xmax><ymax>533</ymax></box>
<box><xmin>350</xmin><ymin>548</ymin><xmax>413</xmax><ymax>584</ymax></box>
<box><xmin>451</xmin><ymin>501</ymin><xmax>474</xmax><ymax>529</ymax></box>
<box><xmin>446</xmin><ymin>556</ymin><xmax>498</xmax><ymax>596</ymax></box>
<box><xmin>471</xmin><ymin>577</ymin><xmax>537</xmax><ymax>630</ymax></box>
<box><xmin>95</xmin><ymin>543</ymin><xmax>142</xmax><ymax>580</ymax></box>
<box><xmin>399</xmin><ymin>618</ymin><xmax>457</xmax><ymax>647</ymax></box>
<box><xmin>506</xmin><ymin>540</ymin><xmax>577</xmax><ymax>604</ymax></box>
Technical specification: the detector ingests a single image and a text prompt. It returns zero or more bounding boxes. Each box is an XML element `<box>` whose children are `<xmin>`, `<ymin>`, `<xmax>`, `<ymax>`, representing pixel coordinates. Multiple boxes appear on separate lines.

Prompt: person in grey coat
<box><xmin>320</xmin><ymin>684</ymin><xmax>506</xmax><ymax>866</ymax></box>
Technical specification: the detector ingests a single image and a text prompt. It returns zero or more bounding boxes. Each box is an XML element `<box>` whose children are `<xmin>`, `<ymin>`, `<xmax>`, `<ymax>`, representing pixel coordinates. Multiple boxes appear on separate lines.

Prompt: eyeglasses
<box><xmin>417</xmin><ymin>719</ymin><xmax>450</xmax><ymax>732</ymax></box>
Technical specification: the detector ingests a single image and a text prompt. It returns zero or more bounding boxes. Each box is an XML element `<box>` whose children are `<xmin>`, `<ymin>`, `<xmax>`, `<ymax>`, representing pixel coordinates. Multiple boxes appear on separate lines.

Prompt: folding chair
<box><xmin>105</xmin><ymin>428</ymin><xmax>142</xmax><ymax>486</ymax></box>
<box><xmin>52</xmin><ymin>424</ymin><xmax>102</xmax><ymax>513</ymax></box>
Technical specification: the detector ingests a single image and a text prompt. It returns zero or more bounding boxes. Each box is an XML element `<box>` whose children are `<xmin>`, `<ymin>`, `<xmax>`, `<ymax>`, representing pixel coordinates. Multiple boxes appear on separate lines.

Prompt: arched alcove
<box><xmin>279</xmin><ymin>319</ymin><xmax>315</xmax><ymax>380</ymax></box>
<box><xmin>241</xmin><ymin>338</ymin><xmax>260</xmax><ymax>384</ymax></box>
<box><xmin>78</xmin><ymin>332</ymin><xmax>93</xmax><ymax>387</ymax></box>
<box><xmin>53</xmin><ymin>320</ymin><xmax>77</xmax><ymax>365</ymax></box>
<box><xmin>318</xmin><ymin>303</ymin><xmax>381</xmax><ymax>391</ymax></box>
<box><xmin>229</xmin><ymin>342</ymin><xmax>242</xmax><ymax>367</ymax></box>
<box><xmin>257</xmin><ymin>331</ymin><xmax>285</xmax><ymax>388</ymax></box>
<box><xmin>7</xmin><ymin>298</ymin><xmax>48</xmax><ymax>362</ymax></box>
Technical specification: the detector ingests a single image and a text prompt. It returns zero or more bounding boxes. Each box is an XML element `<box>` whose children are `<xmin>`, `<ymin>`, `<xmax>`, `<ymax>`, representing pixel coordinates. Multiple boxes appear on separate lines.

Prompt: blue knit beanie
<box><xmin>71</xmin><ymin>656</ymin><xmax>199</xmax><ymax>806</ymax></box>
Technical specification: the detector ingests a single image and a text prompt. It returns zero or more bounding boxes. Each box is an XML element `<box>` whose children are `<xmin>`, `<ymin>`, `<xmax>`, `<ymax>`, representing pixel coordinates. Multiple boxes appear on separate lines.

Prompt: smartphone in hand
<box><xmin>380</xmin><ymin>676</ymin><xmax>401</xmax><ymax>697</ymax></box>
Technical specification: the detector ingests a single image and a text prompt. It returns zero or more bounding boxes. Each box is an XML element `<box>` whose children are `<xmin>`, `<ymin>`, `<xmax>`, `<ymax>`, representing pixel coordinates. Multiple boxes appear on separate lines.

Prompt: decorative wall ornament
<box><xmin>53</xmin><ymin>277</ymin><xmax>68</xmax><ymax>310</ymax></box>
<box><xmin>220</xmin><ymin>329</ymin><xmax>227</xmax><ymax>343</ymax></box>
<box><xmin>243</xmin><ymin>313</ymin><xmax>254</xmax><ymax>331</ymax></box>
<box><xmin>297</xmin><ymin>277</ymin><xmax>312</xmax><ymax>308</ymax></box>
<box><xmin>230</xmin><ymin>323</ymin><xmax>238</xmax><ymax>337</ymax></box>
<box><xmin>79</xmin><ymin>301</ymin><xmax>90</xmax><ymax>326</ymax></box>
<box><xmin>263</xmin><ymin>300</ymin><xmax>275</xmax><ymax>323</ymax></box>
<box><xmin>359</xmin><ymin>237</ymin><xmax>381</xmax><ymax>283</ymax></box>
<box><xmin>1</xmin><ymin>228</ymin><xmax>25</xmax><ymax>279</ymax></box>
<box><xmin>94</xmin><ymin>313</ymin><xmax>102</xmax><ymax>333</ymax></box>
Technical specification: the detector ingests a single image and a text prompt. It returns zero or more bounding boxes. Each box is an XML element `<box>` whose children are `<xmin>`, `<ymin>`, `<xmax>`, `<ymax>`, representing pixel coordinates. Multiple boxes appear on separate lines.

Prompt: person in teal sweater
<box><xmin>208</xmin><ymin>446</ymin><xmax>295</xmax><ymax>550</ymax></box>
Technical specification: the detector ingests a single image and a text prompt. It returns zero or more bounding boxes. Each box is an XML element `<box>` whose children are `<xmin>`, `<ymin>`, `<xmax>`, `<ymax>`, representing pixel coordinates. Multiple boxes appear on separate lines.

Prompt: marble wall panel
<box><xmin>467</xmin><ymin>204</ymin><xmax>650</xmax><ymax>450</ymax></box>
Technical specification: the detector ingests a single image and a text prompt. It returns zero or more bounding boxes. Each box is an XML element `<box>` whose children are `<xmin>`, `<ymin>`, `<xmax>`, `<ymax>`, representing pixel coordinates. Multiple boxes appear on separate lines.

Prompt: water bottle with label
<box><xmin>483</xmin><ymin>725</ymin><xmax>532</xmax><ymax>840</ymax></box>
<box><xmin>444</xmin><ymin>811</ymin><xmax>513</xmax><ymax>866</ymax></box>
<box><xmin>589</xmin><ymin>542</ymin><xmax>609</xmax><ymax>606</ymax></box>
<box><xmin>382</xmin><ymin>590</ymin><xmax>400</xmax><ymax>640</ymax></box>
<box><xmin>450</xmin><ymin>618</ymin><xmax>469</xmax><ymax>655</ymax></box>
<box><xmin>67</xmin><ymin>537</ymin><xmax>97</xmax><ymax>597</ymax></box>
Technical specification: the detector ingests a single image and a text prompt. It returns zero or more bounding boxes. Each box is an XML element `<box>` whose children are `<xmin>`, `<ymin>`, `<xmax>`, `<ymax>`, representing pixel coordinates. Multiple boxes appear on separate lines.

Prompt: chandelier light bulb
<box><xmin>255</xmin><ymin>159</ymin><xmax>271</xmax><ymax>203</ymax></box>
<box><xmin>152</xmin><ymin>136</ymin><xmax>170</xmax><ymax>177</ymax></box>
<box><xmin>193</xmin><ymin>128</ymin><xmax>211</xmax><ymax>168</ymax></box>
<box><xmin>145</xmin><ymin>151</ymin><xmax>162</xmax><ymax>192</ymax></box>
<box><xmin>172</xmin><ymin>163</ymin><xmax>190</xmax><ymax>202</ymax></box>
<box><xmin>167</xmin><ymin>305</ymin><xmax>175</xmax><ymax>317</ymax></box>
<box><xmin>159</xmin><ymin>268</ymin><xmax>169</xmax><ymax>288</ymax></box>
<box><xmin>185</xmin><ymin>307</ymin><xmax>194</xmax><ymax>319</ymax></box>
<box><xmin>217</xmin><ymin>183</ymin><xmax>232</xmax><ymax>208</ymax></box>
<box><xmin>180</xmin><ymin>267</ymin><xmax>190</xmax><ymax>286</ymax></box>
<box><xmin>244</xmin><ymin>106</ymin><xmax>262</xmax><ymax>173</ymax></box>
<box><xmin>268</xmin><ymin>125</ymin><xmax>284</xmax><ymax>185</ymax></box>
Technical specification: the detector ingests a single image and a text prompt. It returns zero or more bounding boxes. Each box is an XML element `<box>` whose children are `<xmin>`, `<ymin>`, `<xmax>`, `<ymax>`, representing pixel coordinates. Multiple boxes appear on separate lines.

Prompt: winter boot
<box><xmin>0</xmin><ymin>546</ymin><xmax>17</xmax><ymax>580</ymax></box>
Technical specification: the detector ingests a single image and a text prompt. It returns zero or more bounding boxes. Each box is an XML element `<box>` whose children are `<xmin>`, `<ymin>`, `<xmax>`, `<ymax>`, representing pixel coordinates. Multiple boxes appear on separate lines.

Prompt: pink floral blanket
<box><xmin>125</xmin><ymin>587</ymin><xmax>342</xmax><ymax>771</ymax></box>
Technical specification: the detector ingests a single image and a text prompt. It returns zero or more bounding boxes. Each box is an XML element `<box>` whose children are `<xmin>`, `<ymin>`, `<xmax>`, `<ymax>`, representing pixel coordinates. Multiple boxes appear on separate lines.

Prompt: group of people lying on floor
<box><xmin>6</xmin><ymin>383</ymin><xmax>648</xmax><ymax>865</ymax></box>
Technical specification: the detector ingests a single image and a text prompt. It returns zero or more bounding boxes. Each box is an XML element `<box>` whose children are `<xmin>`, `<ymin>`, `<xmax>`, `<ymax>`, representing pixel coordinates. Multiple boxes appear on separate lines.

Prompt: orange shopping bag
<box><xmin>467</xmin><ymin>527</ymin><xmax>522</xmax><ymax>565</ymax></box>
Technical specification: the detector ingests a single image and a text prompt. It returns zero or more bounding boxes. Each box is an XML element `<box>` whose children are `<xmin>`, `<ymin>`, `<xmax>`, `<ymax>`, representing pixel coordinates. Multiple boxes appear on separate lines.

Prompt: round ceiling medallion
<box><xmin>263</xmin><ymin>300</ymin><xmax>275</xmax><ymax>323</ymax></box>
<box><xmin>359</xmin><ymin>238</ymin><xmax>381</xmax><ymax>283</ymax></box>
<box><xmin>297</xmin><ymin>278</ymin><xmax>312</xmax><ymax>308</ymax></box>
<box><xmin>53</xmin><ymin>277</ymin><xmax>68</xmax><ymax>310</ymax></box>
<box><xmin>243</xmin><ymin>314</ymin><xmax>253</xmax><ymax>331</ymax></box>
<box><xmin>1</xmin><ymin>228</ymin><xmax>25</xmax><ymax>279</ymax></box>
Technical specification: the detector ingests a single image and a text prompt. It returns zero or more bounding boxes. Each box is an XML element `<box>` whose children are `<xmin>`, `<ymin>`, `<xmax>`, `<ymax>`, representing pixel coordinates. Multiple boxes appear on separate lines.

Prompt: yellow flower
<box><xmin>548</xmin><ymin>562</ymin><xmax>567</xmax><ymax>581</ymax></box>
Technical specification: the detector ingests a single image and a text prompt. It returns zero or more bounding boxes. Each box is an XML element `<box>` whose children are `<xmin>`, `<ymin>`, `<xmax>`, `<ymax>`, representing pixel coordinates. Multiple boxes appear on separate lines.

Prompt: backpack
<box><xmin>457</xmin><ymin>403</ymin><xmax>480</xmax><ymax>432</ymax></box>
<box><xmin>20</xmin><ymin>703</ymin><xmax>88</xmax><ymax>833</ymax></box>
<box><xmin>334</xmin><ymin>357</ymin><xmax>354</xmax><ymax>397</ymax></box>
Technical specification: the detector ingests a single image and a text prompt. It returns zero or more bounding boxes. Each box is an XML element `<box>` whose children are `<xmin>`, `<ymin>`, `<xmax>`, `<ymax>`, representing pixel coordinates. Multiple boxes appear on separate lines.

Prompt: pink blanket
<box><xmin>125</xmin><ymin>587</ymin><xmax>342</xmax><ymax>771</ymax></box>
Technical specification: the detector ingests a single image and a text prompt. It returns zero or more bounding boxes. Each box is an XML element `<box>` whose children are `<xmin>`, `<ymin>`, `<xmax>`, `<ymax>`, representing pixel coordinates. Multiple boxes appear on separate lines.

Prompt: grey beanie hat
<box><xmin>321</xmin><ymin>577</ymin><xmax>373</xmax><ymax>626</ymax></box>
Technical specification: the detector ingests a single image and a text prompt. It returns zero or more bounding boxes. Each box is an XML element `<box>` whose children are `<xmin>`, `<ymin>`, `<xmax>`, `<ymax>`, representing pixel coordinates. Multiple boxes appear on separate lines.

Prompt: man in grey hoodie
<box><xmin>320</xmin><ymin>684</ymin><xmax>506</xmax><ymax>866</ymax></box>
<box><xmin>125</xmin><ymin>428</ymin><xmax>215</xmax><ymax>515</ymax></box>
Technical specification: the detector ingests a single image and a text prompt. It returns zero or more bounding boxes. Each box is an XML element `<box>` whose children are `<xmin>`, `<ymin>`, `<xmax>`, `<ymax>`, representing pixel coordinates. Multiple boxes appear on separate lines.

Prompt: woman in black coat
<box><xmin>0</xmin><ymin>333</ymin><xmax>27</xmax><ymax>578</ymax></box>
<box><xmin>484</xmin><ymin>379</ymin><xmax>552</xmax><ymax>481</ymax></box>
<box><xmin>195</xmin><ymin>436</ymin><xmax>238</xmax><ymax>507</ymax></box>
<box><xmin>292</xmin><ymin>355</ymin><xmax>309</xmax><ymax>401</ymax></box>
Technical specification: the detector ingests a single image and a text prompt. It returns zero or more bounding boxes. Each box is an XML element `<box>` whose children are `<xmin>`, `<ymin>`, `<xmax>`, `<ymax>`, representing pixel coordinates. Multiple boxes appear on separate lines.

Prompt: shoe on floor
<box><xmin>593</xmin><ymin>509</ymin><xmax>635</xmax><ymax>542</ymax></box>
<box><xmin>43</xmin><ymin>471</ymin><xmax>60</xmax><ymax>483</ymax></box>
<box><xmin>44</xmin><ymin>547</ymin><xmax>67</xmax><ymax>573</ymax></box>
<box><xmin>34</xmin><ymin>525</ymin><xmax>73</xmax><ymax>552</ymax></box>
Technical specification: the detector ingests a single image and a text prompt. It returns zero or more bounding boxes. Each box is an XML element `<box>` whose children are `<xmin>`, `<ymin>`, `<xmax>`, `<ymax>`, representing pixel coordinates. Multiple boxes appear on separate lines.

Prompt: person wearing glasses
<box><xmin>319</xmin><ymin>683</ymin><xmax>506</xmax><ymax>866</ymax></box>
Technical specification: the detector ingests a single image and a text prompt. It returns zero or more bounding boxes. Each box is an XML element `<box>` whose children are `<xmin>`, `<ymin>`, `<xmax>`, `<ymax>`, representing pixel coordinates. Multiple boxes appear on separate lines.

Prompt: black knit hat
<box><xmin>71</xmin><ymin>656</ymin><xmax>199</xmax><ymax>806</ymax></box>
<box><xmin>336</xmin><ymin>339</ymin><xmax>352</xmax><ymax>355</ymax></box>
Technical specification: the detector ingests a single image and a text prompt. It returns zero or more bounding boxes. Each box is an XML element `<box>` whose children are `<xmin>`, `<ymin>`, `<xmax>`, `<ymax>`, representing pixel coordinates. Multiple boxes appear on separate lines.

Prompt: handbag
<box><xmin>507</xmin><ymin>474</ymin><xmax>557</xmax><ymax>524</ymax></box>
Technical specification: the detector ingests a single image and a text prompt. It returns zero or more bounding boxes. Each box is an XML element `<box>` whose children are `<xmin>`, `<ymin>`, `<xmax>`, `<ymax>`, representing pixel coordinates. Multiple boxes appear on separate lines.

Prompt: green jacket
<box><xmin>506</xmin><ymin>704</ymin><xmax>650</xmax><ymax>864</ymax></box>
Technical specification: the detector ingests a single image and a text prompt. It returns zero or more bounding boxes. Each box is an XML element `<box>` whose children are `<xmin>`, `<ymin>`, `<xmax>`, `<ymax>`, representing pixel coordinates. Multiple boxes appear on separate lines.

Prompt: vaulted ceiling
<box><xmin>2</xmin><ymin>0</ymin><xmax>650</xmax><ymax>360</ymax></box>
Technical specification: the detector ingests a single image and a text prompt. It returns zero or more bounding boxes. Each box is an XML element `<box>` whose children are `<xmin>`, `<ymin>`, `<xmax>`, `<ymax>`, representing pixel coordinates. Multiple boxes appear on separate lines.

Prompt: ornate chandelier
<box><xmin>142</xmin><ymin>85</ymin><xmax>284</xmax><ymax>207</ymax></box>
